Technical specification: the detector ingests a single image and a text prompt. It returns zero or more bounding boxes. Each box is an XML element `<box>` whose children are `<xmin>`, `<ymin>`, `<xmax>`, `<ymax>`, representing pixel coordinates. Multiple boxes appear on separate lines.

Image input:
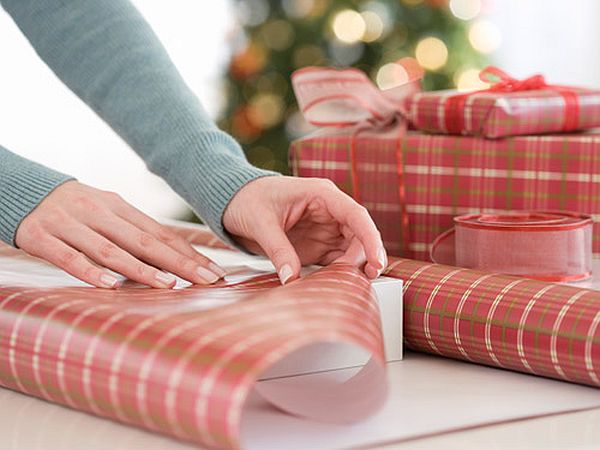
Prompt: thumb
<box><xmin>254</xmin><ymin>219</ymin><xmax>301</xmax><ymax>285</ymax></box>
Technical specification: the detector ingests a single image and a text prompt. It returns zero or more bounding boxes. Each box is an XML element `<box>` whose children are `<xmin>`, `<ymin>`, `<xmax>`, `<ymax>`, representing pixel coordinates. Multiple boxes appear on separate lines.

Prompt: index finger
<box><xmin>317</xmin><ymin>184</ymin><xmax>386</xmax><ymax>271</ymax></box>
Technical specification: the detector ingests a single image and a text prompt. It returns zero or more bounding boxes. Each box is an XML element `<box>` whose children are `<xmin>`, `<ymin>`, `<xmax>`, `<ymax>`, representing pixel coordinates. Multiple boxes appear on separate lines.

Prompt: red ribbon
<box><xmin>292</xmin><ymin>67</ymin><xmax>422</xmax><ymax>257</ymax></box>
<box><xmin>444</xmin><ymin>66</ymin><xmax>581</xmax><ymax>134</ymax></box>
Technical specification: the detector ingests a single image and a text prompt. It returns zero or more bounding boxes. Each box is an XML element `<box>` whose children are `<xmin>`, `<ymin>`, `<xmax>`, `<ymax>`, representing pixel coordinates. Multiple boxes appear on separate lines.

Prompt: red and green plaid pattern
<box><xmin>171</xmin><ymin>228</ymin><xmax>600</xmax><ymax>388</ymax></box>
<box><xmin>290</xmin><ymin>129</ymin><xmax>600</xmax><ymax>261</ymax></box>
<box><xmin>408</xmin><ymin>89</ymin><xmax>600</xmax><ymax>138</ymax></box>
<box><xmin>386</xmin><ymin>257</ymin><xmax>600</xmax><ymax>388</ymax></box>
<box><xmin>0</xmin><ymin>243</ymin><xmax>385</xmax><ymax>449</ymax></box>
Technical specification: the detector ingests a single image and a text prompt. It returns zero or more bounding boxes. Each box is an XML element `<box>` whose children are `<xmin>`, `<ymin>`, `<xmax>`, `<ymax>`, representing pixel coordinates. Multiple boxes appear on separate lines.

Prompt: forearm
<box><xmin>1</xmin><ymin>0</ymin><xmax>277</xmax><ymax>243</ymax></box>
<box><xmin>0</xmin><ymin>146</ymin><xmax>74</xmax><ymax>245</ymax></box>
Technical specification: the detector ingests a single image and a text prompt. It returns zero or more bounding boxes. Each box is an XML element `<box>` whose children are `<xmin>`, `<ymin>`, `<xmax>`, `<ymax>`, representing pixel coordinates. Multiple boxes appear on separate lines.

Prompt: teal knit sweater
<box><xmin>0</xmin><ymin>0</ymin><xmax>275</xmax><ymax>246</ymax></box>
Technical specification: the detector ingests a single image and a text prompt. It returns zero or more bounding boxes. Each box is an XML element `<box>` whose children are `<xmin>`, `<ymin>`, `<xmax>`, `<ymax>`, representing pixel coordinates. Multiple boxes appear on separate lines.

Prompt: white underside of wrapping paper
<box><xmin>195</xmin><ymin>245</ymin><xmax>404</xmax><ymax>380</ymax></box>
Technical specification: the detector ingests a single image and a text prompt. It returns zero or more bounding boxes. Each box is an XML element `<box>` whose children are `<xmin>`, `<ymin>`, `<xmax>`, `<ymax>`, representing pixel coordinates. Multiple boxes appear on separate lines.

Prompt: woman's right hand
<box><xmin>15</xmin><ymin>180</ymin><xmax>225</xmax><ymax>288</ymax></box>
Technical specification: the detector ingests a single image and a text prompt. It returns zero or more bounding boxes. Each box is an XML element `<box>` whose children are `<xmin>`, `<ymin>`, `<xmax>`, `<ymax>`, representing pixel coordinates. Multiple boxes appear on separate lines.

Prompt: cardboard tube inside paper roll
<box><xmin>0</xmin><ymin>243</ymin><xmax>387</xmax><ymax>449</ymax></box>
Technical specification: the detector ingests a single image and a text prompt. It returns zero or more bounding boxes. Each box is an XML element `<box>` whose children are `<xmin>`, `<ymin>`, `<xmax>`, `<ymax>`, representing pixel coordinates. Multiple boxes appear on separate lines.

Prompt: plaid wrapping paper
<box><xmin>290</xmin><ymin>128</ymin><xmax>600</xmax><ymax>261</ymax></box>
<box><xmin>0</xmin><ymin>242</ymin><xmax>386</xmax><ymax>449</ymax></box>
<box><xmin>384</xmin><ymin>257</ymin><xmax>600</xmax><ymax>388</ymax></box>
<box><xmin>408</xmin><ymin>88</ymin><xmax>600</xmax><ymax>138</ymax></box>
<box><xmin>169</xmin><ymin>228</ymin><xmax>600</xmax><ymax>388</ymax></box>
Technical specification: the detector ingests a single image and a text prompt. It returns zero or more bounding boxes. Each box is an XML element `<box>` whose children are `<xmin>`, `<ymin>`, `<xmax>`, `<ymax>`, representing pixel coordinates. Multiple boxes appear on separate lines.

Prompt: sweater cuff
<box><xmin>0</xmin><ymin>156</ymin><xmax>74</xmax><ymax>246</ymax></box>
<box><xmin>163</xmin><ymin>147</ymin><xmax>280</xmax><ymax>248</ymax></box>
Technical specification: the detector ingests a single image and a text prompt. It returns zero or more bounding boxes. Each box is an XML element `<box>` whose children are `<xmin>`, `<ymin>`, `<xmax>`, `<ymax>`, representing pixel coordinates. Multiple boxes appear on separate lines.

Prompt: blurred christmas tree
<box><xmin>219</xmin><ymin>0</ymin><xmax>495</xmax><ymax>174</ymax></box>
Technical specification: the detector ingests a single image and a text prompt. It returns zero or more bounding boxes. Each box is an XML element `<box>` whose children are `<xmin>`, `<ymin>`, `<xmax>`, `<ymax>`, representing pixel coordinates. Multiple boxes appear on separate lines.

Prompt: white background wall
<box><xmin>490</xmin><ymin>0</ymin><xmax>600</xmax><ymax>86</ymax></box>
<box><xmin>1</xmin><ymin>1</ymin><xmax>599</xmax><ymax>219</ymax></box>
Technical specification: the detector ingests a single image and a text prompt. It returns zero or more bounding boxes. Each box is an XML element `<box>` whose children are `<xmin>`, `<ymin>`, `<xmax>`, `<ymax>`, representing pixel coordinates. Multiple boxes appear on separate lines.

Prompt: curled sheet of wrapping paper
<box><xmin>0</xmin><ymin>243</ymin><xmax>387</xmax><ymax>449</ymax></box>
<box><xmin>385</xmin><ymin>258</ymin><xmax>600</xmax><ymax>388</ymax></box>
<box><xmin>182</xmin><ymin>225</ymin><xmax>600</xmax><ymax>388</ymax></box>
<box><xmin>430</xmin><ymin>212</ymin><xmax>593</xmax><ymax>282</ymax></box>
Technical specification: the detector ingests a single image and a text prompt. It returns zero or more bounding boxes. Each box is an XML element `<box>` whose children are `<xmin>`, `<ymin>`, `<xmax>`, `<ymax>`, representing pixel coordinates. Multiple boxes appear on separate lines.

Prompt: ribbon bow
<box><xmin>445</xmin><ymin>65</ymin><xmax>581</xmax><ymax>134</ymax></box>
<box><xmin>292</xmin><ymin>67</ymin><xmax>421</xmax><ymax>127</ymax></box>
<box><xmin>480</xmin><ymin>66</ymin><xmax>548</xmax><ymax>92</ymax></box>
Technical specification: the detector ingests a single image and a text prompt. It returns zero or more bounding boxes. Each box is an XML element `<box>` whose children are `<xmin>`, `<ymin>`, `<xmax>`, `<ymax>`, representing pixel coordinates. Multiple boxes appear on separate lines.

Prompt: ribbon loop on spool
<box><xmin>430</xmin><ymin>211</ymin><xmax>593</xmax><ymax>282</ymax></box>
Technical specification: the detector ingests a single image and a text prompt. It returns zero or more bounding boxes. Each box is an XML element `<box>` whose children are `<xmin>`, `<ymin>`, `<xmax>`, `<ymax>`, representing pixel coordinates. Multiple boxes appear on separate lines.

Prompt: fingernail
<box><xmin>278</xmin><ymin>264</ymin><xmax>293</xmax><ymax>285</ymax></box>
<box><xmin>155</xmin><ymin>271</ymin><xmax>176</xmax><ymax>286</ymax></box>
<box><xmin>365</xmin><ymin>263</ymin><xmax>380</xmax><ymax>280</ymax></box>
<box><xmin>197</xmin><ymin>266</ymin><xmax>220</xmax><ymax>284</ymax></box>
<box><xmin>377</xmin><ymin>247</ymin><xmax>387</xmax><ymax>269</ymax></box>
<box><xmin>100</xmin><ymin>273</ymin><xmax>119</xmax><ymax>288</ymax></box>
<box><xmin>208</xmin><ymin>262</ymin><xmax>226</xmax><ymax>278</ymax></box>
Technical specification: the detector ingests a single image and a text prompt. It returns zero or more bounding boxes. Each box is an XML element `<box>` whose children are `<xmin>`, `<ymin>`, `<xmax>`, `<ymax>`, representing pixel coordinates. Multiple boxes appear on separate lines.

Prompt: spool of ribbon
<box><xmin>430</xmin><ymin>211</ymin><xmax>593</xmax><ymax>282</ymax></box>
<box><xmin>291</xmin><ymin>66</ymin><xmax>422</xmax><ymax>256</ymax></box>
<box><xmin>444</xmin><ymin>66</ymin><xmax>582</xmax><ymax>135</ymax></box>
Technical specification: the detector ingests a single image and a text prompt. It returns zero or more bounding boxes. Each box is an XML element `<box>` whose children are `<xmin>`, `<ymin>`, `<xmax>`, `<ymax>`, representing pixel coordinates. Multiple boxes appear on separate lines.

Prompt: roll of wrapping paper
<box><xmin>183</xmin><ymin>225</ymin><xmax>600</xmax><ymax>388</ymax></box>
<box><xmin>430</xmin><ymin>211</ymin><xmax>593</xmax><ymax>282</ymax></box>
<box><xmin>0</xmin><ymin>243</ymin><xmax>386</xmax><ymax>450</ymax></box>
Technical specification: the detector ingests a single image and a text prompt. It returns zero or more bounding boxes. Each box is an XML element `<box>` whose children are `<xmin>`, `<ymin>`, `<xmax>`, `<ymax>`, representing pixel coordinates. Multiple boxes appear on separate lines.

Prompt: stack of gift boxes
<box><xmin>290</xmin><ymin>67</ymin><xmax>600</xmax><ymax>261</ymax></box>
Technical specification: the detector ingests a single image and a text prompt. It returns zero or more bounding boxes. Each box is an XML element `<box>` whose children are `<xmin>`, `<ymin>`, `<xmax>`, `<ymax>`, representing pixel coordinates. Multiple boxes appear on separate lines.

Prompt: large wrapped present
<box><xmin>289</xmin><ymin>67</ymin><xmax>600</xmax><ymax>261</ymax></box>
<box><xmin>407</xmin><ymin>66</ymin><xmax>600</xmax><ymax>138</ymax></box>
<box><xmin>292</xmin><ymin>128</ymin><xmax>600</xmax><ymax>261</ymax></box>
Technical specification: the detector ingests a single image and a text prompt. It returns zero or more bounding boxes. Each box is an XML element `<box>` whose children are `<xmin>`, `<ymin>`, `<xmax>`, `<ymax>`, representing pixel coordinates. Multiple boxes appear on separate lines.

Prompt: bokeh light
<box><xmin>449</xmin><ymin>0</ymin><xmax>481</xmax><ymax>21</ymax></box>
<box><xmin>415</xmin><ymin>37</ymin><xmax>448</xmax><ymax>71</ymax></box>
<box><xmin>332</xmin><ymin>10</ymin><xmax>366</xmax><ymax>44</ymax></box>
<box><xmin>281</xmin><ymin>0</ymin><xmax>315</xmax><ymax>19</ymax></box>
<box><xmin>376</xmin><ymin>62</ymin><xmax>409</xmax><ymax>90</ymax></box>
<box><xmin>260</xmin><ymin>19</ymin><xmax>295</xmax><ymax>51</ymax></box>
<box><xmin>363</xmin><ymin>1</ymin><xmax>393</xmax><ymax>36</ymax></box>
<box><xmin>248</xmin><ymin>93</ymin><xmax>285</xmax><ymax>128</ymax></box>
<box><xmin>230</xmin><ymin>42</ymin><xmax>267</xmax><ymax>80</ymax></box>
<box><xmin>328</xmin><ymin>40</ymin><xmax>365</xmax><ymax>65</ymax></box>
<box><xmin>455</xmin><ymin>68</ymin><xmax>490</xmax><ymax>91</ymax></box>
<box><xmin>292</xmin><ymin>44</ymin><xmax>326</xmax><ymax>68</ymax></box>
<box><xmin>468</xmin><ymin>20</ymin><xmax>502</xmax><ymax>54</ymax></box>
<box><xmin>237</xmin><ymin>0</ymin><xmax>270</xmax><ymax>26</ymax></box>
<box><xmin>360</xmin><ymin>10</ymin><xmax>384</xmax><ymax>42</ymax></box>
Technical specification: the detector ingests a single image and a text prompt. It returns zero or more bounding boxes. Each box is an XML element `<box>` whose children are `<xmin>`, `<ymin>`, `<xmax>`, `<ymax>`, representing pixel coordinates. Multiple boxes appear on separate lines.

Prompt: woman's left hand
<box><xmin>223</xmin><ymin>176</ymin><xmax>387</xmax><ymax>285</ymax></box>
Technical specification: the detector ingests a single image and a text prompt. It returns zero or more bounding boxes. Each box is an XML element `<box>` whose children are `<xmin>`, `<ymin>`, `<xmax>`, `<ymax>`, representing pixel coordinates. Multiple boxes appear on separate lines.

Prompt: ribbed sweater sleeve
<box><xmin>0</xmin><ymin>0</ymin><xmax>277</xmax><ymax>246</ymax></box>
<box><xmin>0</xmin><ymin>146</ymin><xmax>74</xmax><ymax>245</ymax></box>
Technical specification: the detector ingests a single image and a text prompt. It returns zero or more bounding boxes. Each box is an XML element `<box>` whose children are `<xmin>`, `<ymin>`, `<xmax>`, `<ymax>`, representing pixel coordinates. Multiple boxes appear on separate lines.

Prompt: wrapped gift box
<box><xmin>406</xmin><ymin>68</ymin><xmax>600</xmax><ymax>138</ymax></box>
<box><xmin>290</xmin><ymin>127</ymin><xmax>600</xmax><ymax>261</ymax></box>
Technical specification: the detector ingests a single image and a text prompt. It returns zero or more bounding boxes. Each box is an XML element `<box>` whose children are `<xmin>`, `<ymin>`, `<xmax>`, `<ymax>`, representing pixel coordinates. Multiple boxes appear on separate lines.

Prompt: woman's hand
<box><xmin>15</xmin><ymin>181</ymin><xmax>225</xmax><ymax>288</ymax></box>
<box><xmin>223</xmin><ymin>176</ymin><xmax>387</xmax><ymax>284</ymax></box>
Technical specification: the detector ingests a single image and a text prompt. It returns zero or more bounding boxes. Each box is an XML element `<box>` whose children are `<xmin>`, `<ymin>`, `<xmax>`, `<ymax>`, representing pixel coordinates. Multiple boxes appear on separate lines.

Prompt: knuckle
<box><xmin>175</xmin><ymin>254</ymin><xmax>194</xmax><ymax>272</ymax></box>
<box><xmin>314</xmin><ymin>178</ymin><xmax>336</xmax><ymax>190</ymax></box>
<box><xmin>135</xmin><ymin>264</ymin><xmax>149</xmax><ymax>279</ymax></box>
<box><xmin>101</xmin><ymin>190</ymin><xmax>121</xmax><ymax>201</ymax></box>
<box><xmin>82</xmin><ymin>265</ymin><xmax>99</xmax><ymax>280</ymax></box>
<box><xmin>57</xmin><ymin>249</ymin><xmax>79</xmax><ymax>268</ymax></box>
<box><xmin>157</xmin><ymin>225</ymin><xmax>177</xmax><ymax>243</ymax></box>
<box><xmin>98</xmin><ymin>242</ymin><xmax>118</xmax><ymax>259</ymax></box>
<box><xmin>73</xmin><ymin>195</ymin><xmax>101</xmax><ymax>213</ymax></box>
<box><xmin>138</xmin><ymin>232</ymin><xmax>155</xmax><ymax>248</ymax></box>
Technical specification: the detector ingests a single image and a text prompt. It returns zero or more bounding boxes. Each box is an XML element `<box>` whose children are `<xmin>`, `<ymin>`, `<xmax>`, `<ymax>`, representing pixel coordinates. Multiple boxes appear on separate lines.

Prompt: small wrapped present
<box><xmin>407</xmin><ymin>66</ymin><xmax>600</xmax><ymax>138</ymax></box>
<box><xmin>290</xmin><ymin>67</ymin><xmax>600</xmax><ymax>261</ymax></box>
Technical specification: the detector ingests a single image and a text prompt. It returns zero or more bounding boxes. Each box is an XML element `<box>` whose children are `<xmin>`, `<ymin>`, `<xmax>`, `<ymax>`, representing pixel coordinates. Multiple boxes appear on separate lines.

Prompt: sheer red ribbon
<box><xmin>291</xmin><ymin>67</ymin><xmax>422</xmax><ymax>256</ymax></box>
<box><xmin>430</xmin><ymin>211</ymin><xmax>593</xmax><ymax>282</ymax></box>
<box><xmin>444</xmin><ymin>66</ymin><xmax>582</xmax><ymax>134</ymax></box>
